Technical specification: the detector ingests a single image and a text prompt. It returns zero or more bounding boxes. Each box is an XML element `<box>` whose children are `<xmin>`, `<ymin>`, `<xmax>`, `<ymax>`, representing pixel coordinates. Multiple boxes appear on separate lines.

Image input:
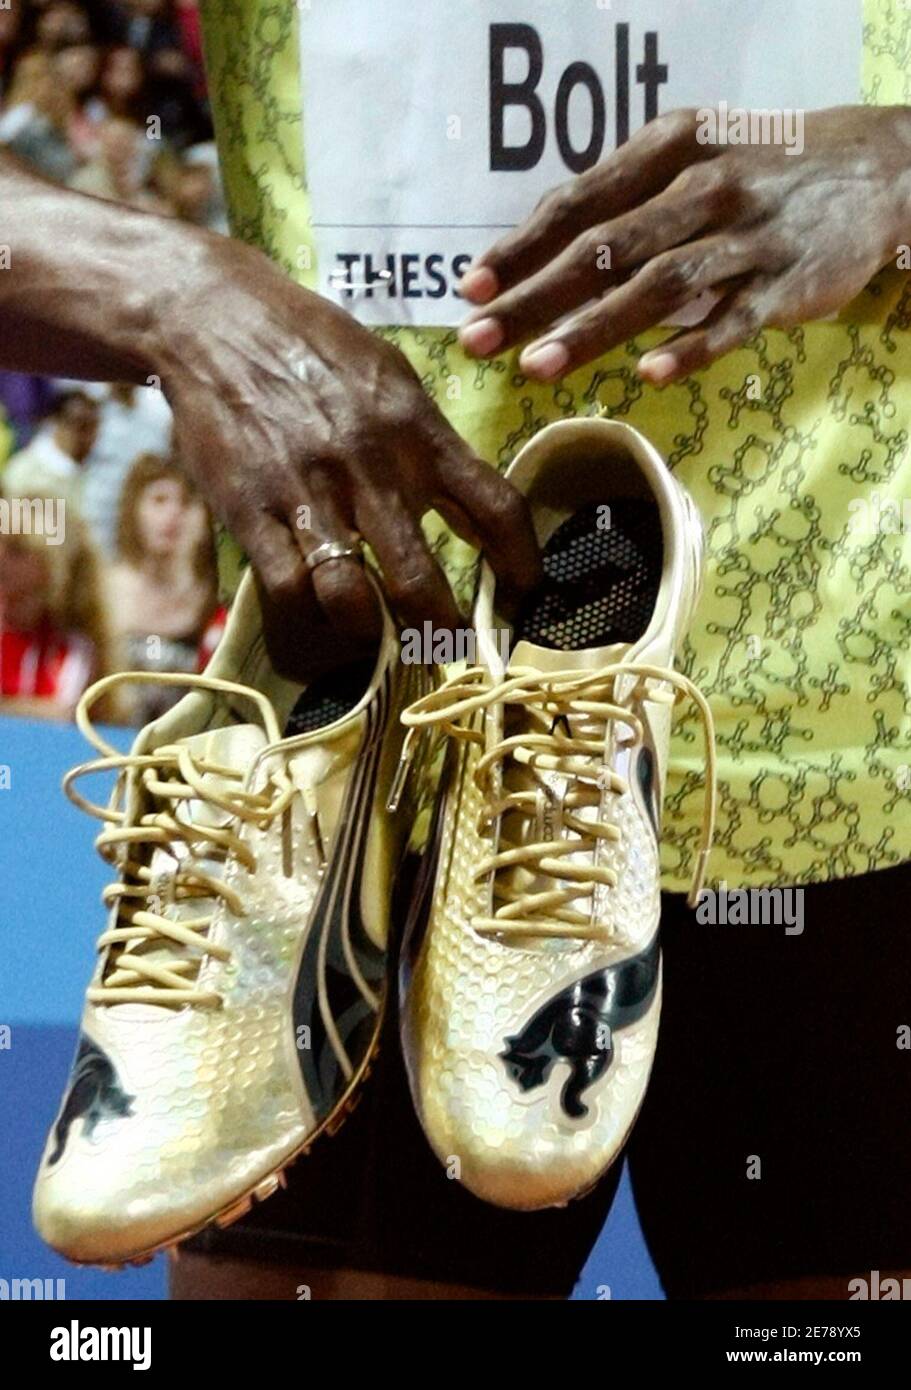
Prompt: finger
<box><xmin>291</xmin><ymin>470</ymin><xmax>381</xmax><ymax>644</ymax></box>
<box><xmin>354</xmin><ymin>485</ymin><xmax>462</xmax><ymax>633</ymax></box>
<box><xmin>230</xmin><ymin>508</ymin><xmax>375</xmax><ymax>680</ymax></box>
<box><xmin>459</xmin><ymin>163</ymin><xmax>733</xmax><ymax>357</ymax></box>
<box><xmin>415</xmin><ymin>408</ymin><xmax>541</xmax><ymax>594</ymax></box>
<box><xmin>517</xmin><ymin>235</ymin><xmax>760</xmax><ymax>381</ymax></box>
<box><xmin>637</xmin><ymin>280</ymin><xmax>769</xmax><ymax>384</ymax></box>
<box><xmin>436</xmin><ymin>452</ymin><xmax>541</xmax><ymax>605</ymax></box>
<box><xmin>255</xmin><ymin>567</ymin><xmax>375</xmax><ymax>681</ymax></box>
<box><xmin>227</xmin><ymin>508</ymin><xmax>323</xmax><ymax>681</ymax></box>
<box><xmin>460</xmin><ymin>108</ymin><xmax>714</xmax><ymax>303</ymax></box>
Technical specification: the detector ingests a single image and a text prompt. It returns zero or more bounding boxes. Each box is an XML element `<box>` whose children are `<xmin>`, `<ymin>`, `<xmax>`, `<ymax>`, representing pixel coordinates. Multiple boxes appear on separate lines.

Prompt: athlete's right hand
<box><xmin>0</xmin><ymin>154</ymin><xmax>539</xmax><ymax>678</ymax></box>
<box><xmin>157</xmin><ymin>234</ymin><xmax>540</xmax><ymax>675</ymax></box>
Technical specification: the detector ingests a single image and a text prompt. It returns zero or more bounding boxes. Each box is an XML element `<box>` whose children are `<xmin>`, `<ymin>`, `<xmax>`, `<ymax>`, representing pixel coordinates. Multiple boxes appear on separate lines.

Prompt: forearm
<box><xmin>0</xmin><ymin>150</ymin><xmax>207</xmax><ymax>383</ymax></box>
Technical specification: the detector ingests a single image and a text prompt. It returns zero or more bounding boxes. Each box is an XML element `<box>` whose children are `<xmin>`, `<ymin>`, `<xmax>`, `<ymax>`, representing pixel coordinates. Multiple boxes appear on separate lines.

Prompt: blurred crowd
<box><xmin>0</xmin><ymin>0</ymin><xmax>228</xmax><ymax>725</ymax></box>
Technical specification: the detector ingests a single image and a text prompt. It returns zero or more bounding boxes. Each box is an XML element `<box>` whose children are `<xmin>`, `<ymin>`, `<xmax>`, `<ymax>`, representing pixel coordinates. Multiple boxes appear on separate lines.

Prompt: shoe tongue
<box><xmin>172</xmin><ymin>724</ymin><xmax>269</xmax><ymax>829</ymax></box>
<box><xmin>494</xmin><ymin>640</ymin><xmax>630</xmax><ymax>950</ymax></box>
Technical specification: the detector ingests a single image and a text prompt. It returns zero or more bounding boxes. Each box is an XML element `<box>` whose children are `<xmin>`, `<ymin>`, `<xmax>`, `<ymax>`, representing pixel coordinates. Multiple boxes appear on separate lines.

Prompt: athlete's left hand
<box><xmin>457</xmin><ymin>105</ymin><xmax>911</xmax><ymax>385</ymax></box>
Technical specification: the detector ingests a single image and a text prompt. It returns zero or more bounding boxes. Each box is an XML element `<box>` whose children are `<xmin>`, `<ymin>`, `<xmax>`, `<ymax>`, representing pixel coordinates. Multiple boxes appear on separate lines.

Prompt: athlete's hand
<box><xmin>457</xmin><ymin>106</ymin><xmax>911</xmax><ymax>385</ymax></box>
<box><xmin>0</xmin><ymin>153</ymin><xmax>538</xmax><ymax>680</ymax></box>
<box><xmin>158</xmin><ymin>235</ymin><xmax>539</xmax><ymax>673</ymax></box>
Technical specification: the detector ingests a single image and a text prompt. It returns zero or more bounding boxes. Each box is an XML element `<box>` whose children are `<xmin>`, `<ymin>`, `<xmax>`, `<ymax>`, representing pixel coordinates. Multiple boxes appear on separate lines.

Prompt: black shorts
<box><xmin>187</xmin><ymin>861</ymin><xmax>911</xmax><ymax>1297</ymax></box>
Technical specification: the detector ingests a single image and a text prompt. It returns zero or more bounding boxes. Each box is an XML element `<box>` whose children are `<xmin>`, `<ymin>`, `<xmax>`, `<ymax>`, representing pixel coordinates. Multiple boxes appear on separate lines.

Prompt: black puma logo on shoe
<box><xmin>48</xmin><ymin>1035</ymin><xmax>134</xmax><ymax>1166</ymax></box>
<box><xmin>500</xmin><ymin>935</ymin><xmax>659</xmax><ymax>1119</ymax></box>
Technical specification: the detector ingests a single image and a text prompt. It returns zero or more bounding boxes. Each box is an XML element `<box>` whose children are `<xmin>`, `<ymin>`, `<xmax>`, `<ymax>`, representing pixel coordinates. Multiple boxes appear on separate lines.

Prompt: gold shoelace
<box><xmin>65</xmin><ymin>672</ymin><xmax>297</xmax><ymax>1008</ymax></box>
<box><xmin>400</xmin><ymin>661</ymin><xmax>716</xmax><ymax>944</ymax></box>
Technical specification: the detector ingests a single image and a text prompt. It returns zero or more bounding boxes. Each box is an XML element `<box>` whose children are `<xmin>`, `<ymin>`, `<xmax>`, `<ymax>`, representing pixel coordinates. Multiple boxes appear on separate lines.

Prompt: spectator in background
<box><xmin>3</xmin><ymin>390</ymin><xmax>99</xmax><ymax>514</ymax></box>
<box><xmin>173</xmin><ymin>0</ymin><xmax>205</xmax><ymax>104</ymax></box>
<box><xmin>101</xmin><ymin>3</ymin><xmax>207</xmax><ymax>146</ymax></box>
<box><xmin>111</xmin><ymin>0</ymin><xmax>182</xmax><ymax>58</ymax></box>
<box><xmin>34</xmin><ymin>1</ymin><xmax>91</xmax><ymax>53</ymax></box>
<box><xmin>108</xmin><ymin>452</ymin><xmax>217</xmax><ymax>722</ymax></box>
<box><xmin>171</xmin><ymin>141</ymin><xmax>227</xmax><ymax>233</ymax></box>
<box><xmin>87</xmin><ymin>42</ymin><xmax>147</xmax><ymax>124</ymax></box>
<box><xmin>80</xmin><ymin>381</ymin><xmax>173</xmax><ymax>555</ymax></box>
<box><xmin>0</xmin><ymin>3</ymin><xmax>25</xmax><ymax>100</ymax></box>
<box><xmin>68</xmin><ymin>113</ymin><xmax>165</xmax><ymax>210</ymax></box>
<box><xmin>0</xmin><ymin>516</ymin><xmax>115</xmax><ymax>721</ymax></box>
<box><xmin>53</xmin><ymin>40</ymin><xmax>102</xmax><ymax>160</ymax></box>
<box><xmin>0</xmin><ymin>48</ymin><xmax>78</xmax><ymax>181</ymax></box>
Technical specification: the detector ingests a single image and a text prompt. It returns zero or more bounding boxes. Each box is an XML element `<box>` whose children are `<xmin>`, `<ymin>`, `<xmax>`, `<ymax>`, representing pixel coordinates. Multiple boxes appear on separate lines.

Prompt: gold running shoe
<box><xmin>33</xmin><ymin>569</ymin><xmax>421</xmax><ymax>1265</ymax></box>
<box><xmin>398</xmin><ymin>418</ymin><xmax>716</xmax><ymax>1210</ymax></box>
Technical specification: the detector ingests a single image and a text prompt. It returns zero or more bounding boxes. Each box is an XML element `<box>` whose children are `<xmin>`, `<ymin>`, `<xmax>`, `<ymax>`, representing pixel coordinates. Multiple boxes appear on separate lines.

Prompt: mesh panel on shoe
<box><xmin>283</xmin><ymin>659</ymin><xmax>375</xmax><ymax>736</ymax></box>
<box><xmin>514</xmin><ymin>500</ymin><xmax>663</xmax><ymax>650</ymax></box>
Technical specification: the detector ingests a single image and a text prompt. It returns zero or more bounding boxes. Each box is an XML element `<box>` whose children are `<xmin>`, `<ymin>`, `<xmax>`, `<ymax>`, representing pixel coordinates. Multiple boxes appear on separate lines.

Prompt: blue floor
<box><xmin>0</xmin><ymin>715</ymin><xmax>662</xmax><ymax>1300</ymax></box>
<box><xmin>0</xmin><ymin>716</ymin><xmax>165</xmax><ymax>1298</ymax></box>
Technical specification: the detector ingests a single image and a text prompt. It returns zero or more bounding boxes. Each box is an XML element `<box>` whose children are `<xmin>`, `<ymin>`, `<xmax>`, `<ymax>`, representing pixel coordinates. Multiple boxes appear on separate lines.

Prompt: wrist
<box><xmin>149</xmin><ymin>228</ymin><xmax>283</xmax><ymax>394</ymax></box>
<box><xmin>0</xmin><ymin>156</ymin><xmax>218</xmax><ymax>385</ymax></box>
<box><xmin>122</xmin><ymin>217</ymin><xmax>221</xmax><ymax>387</ymax></box>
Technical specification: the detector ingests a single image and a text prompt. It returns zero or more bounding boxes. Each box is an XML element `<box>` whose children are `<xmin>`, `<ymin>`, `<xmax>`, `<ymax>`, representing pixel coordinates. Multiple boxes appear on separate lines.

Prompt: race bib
<box><xmin>298</xmin><ymin>0</ymin><xmax>862</xmax><ymax>327</ymax></box>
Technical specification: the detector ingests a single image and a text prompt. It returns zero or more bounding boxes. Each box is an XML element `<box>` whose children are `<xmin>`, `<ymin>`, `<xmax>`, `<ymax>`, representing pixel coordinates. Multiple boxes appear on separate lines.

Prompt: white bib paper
<box><xmin>298</xmin><ymin>0</ymin><xmax>862</xmax><ymax>327</ymax></box>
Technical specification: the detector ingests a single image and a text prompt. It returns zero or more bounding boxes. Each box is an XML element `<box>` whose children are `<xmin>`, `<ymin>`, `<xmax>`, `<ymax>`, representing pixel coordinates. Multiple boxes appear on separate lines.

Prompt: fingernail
<box><xmin>638</xmin><ymin>351</ymin><xmax>678</xmax><ymax>383</ymax></box>
<box><xmin>458</xmin><ymin>316</ymin><xmax>504</xmax><ymax>356</ymax></box>
<box><xmin>519</xmin><ymin>340</ymin><xmax>570</xmax><ymax>380</ymax></box>
<box><xmin>459</xmin><ymin>265</ymin><xmax>498</xmax><ymax>303</ymax></box>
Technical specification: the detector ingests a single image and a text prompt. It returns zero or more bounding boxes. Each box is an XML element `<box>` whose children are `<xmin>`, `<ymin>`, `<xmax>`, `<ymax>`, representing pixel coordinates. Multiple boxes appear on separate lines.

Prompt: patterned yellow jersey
<box><xmin>200</xmin><ymin>0</ymin><xmax>911</xmax><ymax>890</ymax></box>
